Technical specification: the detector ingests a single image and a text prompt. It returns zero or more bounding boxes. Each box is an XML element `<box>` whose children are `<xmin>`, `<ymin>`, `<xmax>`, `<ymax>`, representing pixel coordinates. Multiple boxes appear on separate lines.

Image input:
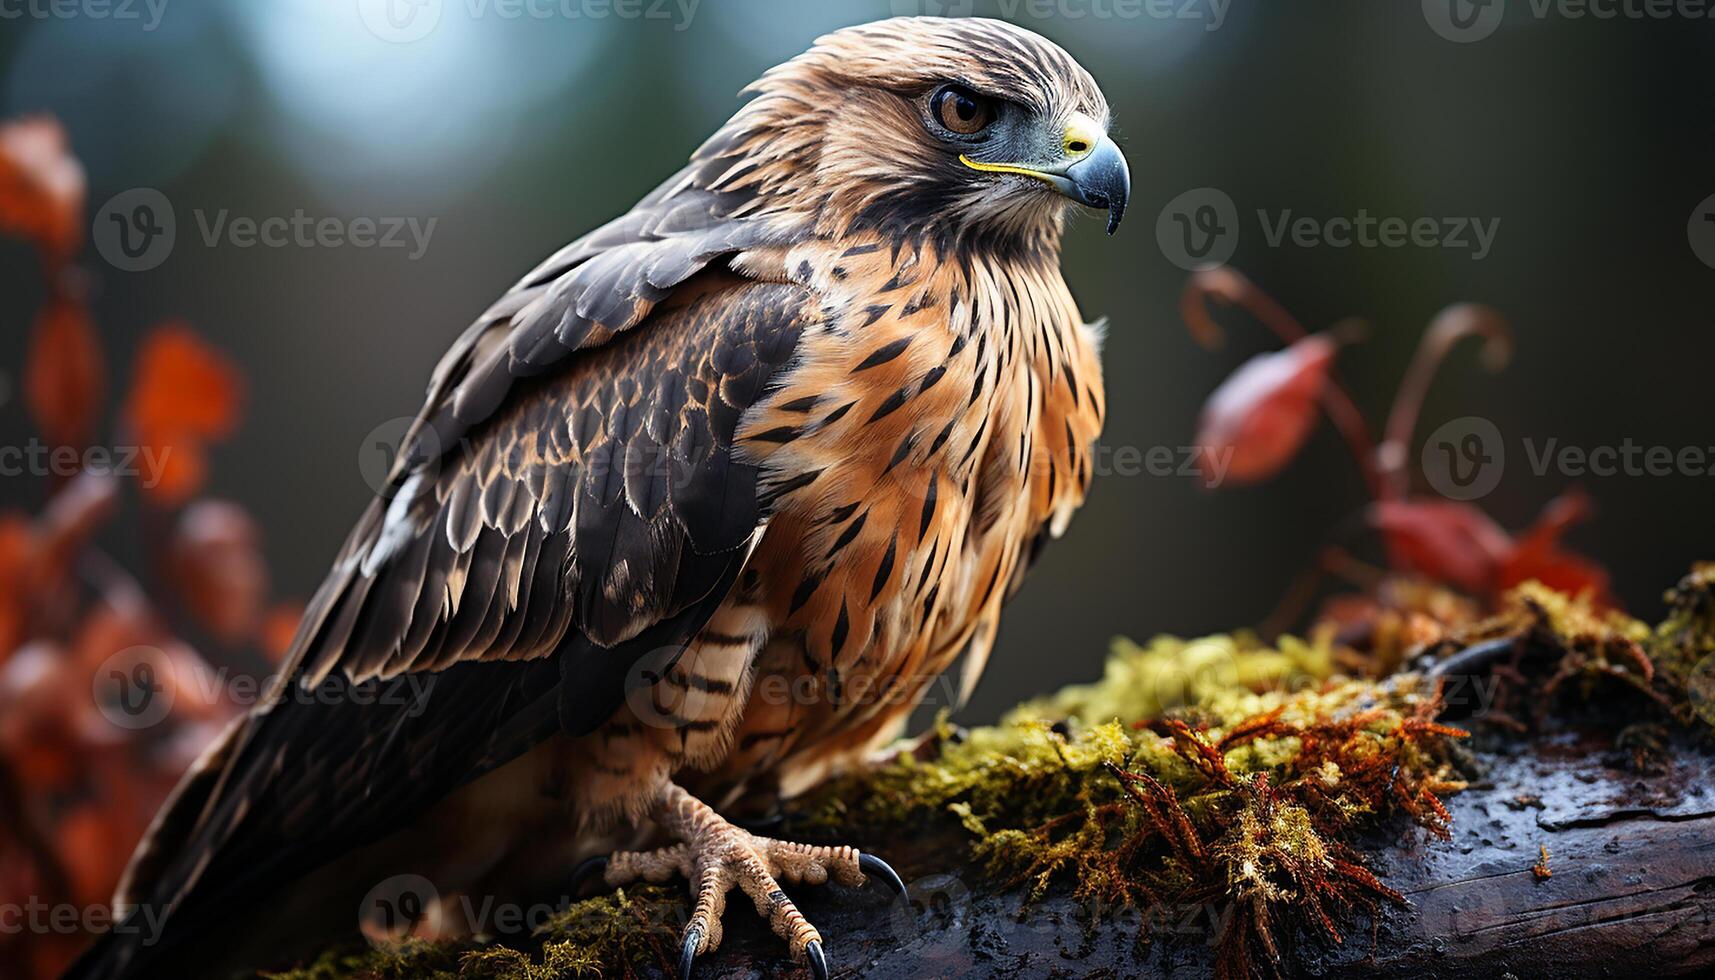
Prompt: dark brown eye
<box><xmin>931</xmin><ymin>85</ymin><xmax>995</xmax><ymax>136</ymax></box>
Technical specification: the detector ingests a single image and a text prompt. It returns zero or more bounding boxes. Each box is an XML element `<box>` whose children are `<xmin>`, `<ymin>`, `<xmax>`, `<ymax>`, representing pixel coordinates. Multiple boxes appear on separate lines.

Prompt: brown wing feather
<box><xmin>74</xmin><ymin>236</ymin><xmax>816</xmax><ymax>980</ymax></box>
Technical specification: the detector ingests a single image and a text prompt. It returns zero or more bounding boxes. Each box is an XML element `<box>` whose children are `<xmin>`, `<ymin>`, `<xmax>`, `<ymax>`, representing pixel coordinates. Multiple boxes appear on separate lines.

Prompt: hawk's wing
<box><xmin>75</xmin><ymin>171</ymin><xmax>813</xmax><ymax>979</ymax></box>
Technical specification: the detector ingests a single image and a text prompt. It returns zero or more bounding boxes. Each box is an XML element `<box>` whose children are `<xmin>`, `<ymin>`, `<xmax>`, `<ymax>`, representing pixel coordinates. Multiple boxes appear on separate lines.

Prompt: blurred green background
<box><xmin>1</xmin><ymin>0</ymin><xmax>1711</xmax><ymax>722</ymax></box>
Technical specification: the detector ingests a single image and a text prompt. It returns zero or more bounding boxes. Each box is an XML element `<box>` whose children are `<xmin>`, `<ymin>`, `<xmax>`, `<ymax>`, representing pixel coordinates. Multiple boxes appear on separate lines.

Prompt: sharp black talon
<box><xmin>858</xmin><ymin>852</ymin><xmax>907</xmax><ymax>900</ymax></box>
<box><xmin>804</xmin><ymin>939</ymin><xmax>828</xmax><ymax>980</ymax></box>
<box><xmin>679</xmin><ymin>924</ymin><xmax>702</xmax><ymax>980</ymax></box>
<box><xmin>570</xmin><ymin>855</ymin><xmax>609</xmax><ymax>895</ymax></box>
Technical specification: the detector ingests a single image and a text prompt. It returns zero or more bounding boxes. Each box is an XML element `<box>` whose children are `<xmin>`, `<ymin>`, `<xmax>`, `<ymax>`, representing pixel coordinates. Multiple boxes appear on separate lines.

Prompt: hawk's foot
<box><xmin>573</xmin><ymin>783</ymin><xmax>905</xmax><ymax>980</ymax></box>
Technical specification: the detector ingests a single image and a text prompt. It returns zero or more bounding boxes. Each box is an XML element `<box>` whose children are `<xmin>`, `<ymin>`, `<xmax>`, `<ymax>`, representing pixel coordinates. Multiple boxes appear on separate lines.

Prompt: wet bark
<box><xmin>689</xmin><ymin>730</ymin><xmax>1715</xmax><ymax>979</ymax></box>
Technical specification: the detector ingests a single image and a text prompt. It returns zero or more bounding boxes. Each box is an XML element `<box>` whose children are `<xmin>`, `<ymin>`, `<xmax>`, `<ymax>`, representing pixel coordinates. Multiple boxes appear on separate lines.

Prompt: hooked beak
<box><xmin>1058</xmin><ymin>134</ymin><xmax>1130</xmax><ymax>235</ymax></box>
<box><xmin>960</xmin><ymin>113</ymin><xmax>1131</xmax><ymax>235</ymax></box>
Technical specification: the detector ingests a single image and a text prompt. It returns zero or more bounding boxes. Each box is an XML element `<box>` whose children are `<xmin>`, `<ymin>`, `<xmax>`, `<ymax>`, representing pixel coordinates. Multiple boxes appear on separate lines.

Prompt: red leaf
<box><xmin>123</xmin><ymin>323</ymin><xmax>243</xmax><ymax>507</ymax></box>
<box><xmin>0</xmin><ymin>116</ymin><xmax>85</xmax><ymax>267</ymax></box>
<box><xmin>168</xmin><ymin>500</ymin><xmax>267</xmax><ymax>646</ymax></box>
<box><xmin>0</xmin><ymin>515</ymin><xmax>32</xmax><ymax>658</ymax></box>
<box><xmin>125</xmin><ymin>323</ymin><xmax>242</xmax><ymax>440</ymax></box>
<box><xmin>1369</xmin><ymin>499</ymin><xmax>1511</xmax><ymax>595</ymax></box>
<box><xmin>1498</xmin><ymin>489</ymin><xmax>1612</xmax><ymax>605</ymax></box>
<box><xmin>23</xmin><ymin>296</ymin><xmax>105</xmax><ymax>450</ymax></box>
<box><xmin>0</xmin><ymin>642</ymin><xmax>80</xmax><ymax>790</ymax></box>
<box><xmin>55</xmin><ymin>803</ymin><xmax>133</xmax><ymax>907</ymax></box>
<box><xmin>1195</xmin><ymin>333</ymin><xmax>1337</xmax><ymax>486</ymax></box>
<box><xmin>257</xmin><ymin>601</ymin><xmax>305</xmax><ymax>663</ymax></box>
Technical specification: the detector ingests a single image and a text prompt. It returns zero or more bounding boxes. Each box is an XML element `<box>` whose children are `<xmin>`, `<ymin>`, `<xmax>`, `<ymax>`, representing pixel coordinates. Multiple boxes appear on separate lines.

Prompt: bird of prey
<box><xmin>71</xmin><ymin>16</ymin><xmax>1125</xmax><ymax>979</ymax></box>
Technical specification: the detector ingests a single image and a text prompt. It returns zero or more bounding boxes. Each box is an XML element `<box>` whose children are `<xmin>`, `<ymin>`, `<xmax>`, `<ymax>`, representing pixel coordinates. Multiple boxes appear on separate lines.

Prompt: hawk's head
<box><xmin>699</xmin><ymin>17</ymin><xmax>1129</xmax><ymax>251</ymax></box>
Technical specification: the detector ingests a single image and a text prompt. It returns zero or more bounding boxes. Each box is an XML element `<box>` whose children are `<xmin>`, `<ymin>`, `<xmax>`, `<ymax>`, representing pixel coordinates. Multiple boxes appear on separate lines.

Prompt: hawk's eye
<box><xmin>931</xmin><ymin>85</ymin><xmax>995</xmax><ymax>137</ymax></box>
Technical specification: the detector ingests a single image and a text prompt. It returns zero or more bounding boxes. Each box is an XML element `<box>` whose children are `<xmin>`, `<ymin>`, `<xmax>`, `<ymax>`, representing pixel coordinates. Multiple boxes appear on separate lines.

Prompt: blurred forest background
<box><xmin>2</xmin><ymin>0</ymin><xmax>1712</xmax><ymax>730</ymax></box>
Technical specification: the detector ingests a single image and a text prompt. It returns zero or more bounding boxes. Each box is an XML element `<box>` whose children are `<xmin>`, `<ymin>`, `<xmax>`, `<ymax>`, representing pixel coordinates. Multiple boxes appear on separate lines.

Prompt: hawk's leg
<box><xmin>576</xmin><ymin>782</ymin><xmax>905</xmax><ymax>980</ymax></box>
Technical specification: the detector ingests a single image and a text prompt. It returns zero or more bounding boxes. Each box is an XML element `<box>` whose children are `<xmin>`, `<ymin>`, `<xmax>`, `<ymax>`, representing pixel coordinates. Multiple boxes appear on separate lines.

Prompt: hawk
<box><xmin>72</xmin><ymin>16</ymin><xmax>1125</xmax><ymax>979</ymax></box>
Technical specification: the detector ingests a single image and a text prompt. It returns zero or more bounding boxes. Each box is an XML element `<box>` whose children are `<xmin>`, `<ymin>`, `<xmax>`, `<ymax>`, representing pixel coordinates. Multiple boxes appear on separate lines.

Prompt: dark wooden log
<box><xmin>681</xmin><ymin>731</ymin><xmax>1715</xmax><ymax>979</ymax></box>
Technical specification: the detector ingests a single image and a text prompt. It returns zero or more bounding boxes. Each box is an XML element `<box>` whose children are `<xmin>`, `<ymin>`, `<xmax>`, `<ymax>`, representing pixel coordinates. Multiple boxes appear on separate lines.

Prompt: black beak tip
<box><xmin>1064</xmin><ymin>138</ymin><xmax>1130</xmax><ymax>236</ymax></box>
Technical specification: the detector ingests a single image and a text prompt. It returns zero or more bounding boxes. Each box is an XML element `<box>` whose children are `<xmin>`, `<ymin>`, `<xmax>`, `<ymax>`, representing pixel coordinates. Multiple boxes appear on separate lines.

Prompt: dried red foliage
<box><xmin>1369</xmin><ymin>498</ymin><xmax>1512</xmax><ymax>595</ymax></box>
<box><xmin>168</xmin><ymin>501</ymin><xmax>268</xmax><ymax>646</ymax></box>
<box><xmin>24</xmin><ymin>296</ymin><xmax>105</xmax><ymax>451</ymax></box>
<box><xmin>1184</xmin><ymin>267</ymin><xmax>1611</xmax><ymax>616</ymax></box>
<box><xmin>258</xmin><ymin>600</ymin><xmax>307</xmax><ymax>663</ymax></box>
<box><xmin>0</xmin><ymin>114</ymin><xmax>295</xmax><ymax>980</ymax></box>
<box><xmin>1497</xmin><ymin>489</ymin><xmax>1611</xmax><ymax>603</ymax></box>
<box><xmin>123</xmin><ymin>323</ymin><xmax>245</xmax><ymax>507</ymax></box>
<box><xmin>1195</xmin><ymin>333</ymin><xmax>1338</xmax><ymax>487</ymax></box>
<box><xmin>0</xmin><ymin>116</ymin><xmax>85</xmax><ymax>269</ymax></box>
<box><xmin>1108</xmin><ymin>688</ymin><xmax>1466</xmax><ymax>979</ymax></box>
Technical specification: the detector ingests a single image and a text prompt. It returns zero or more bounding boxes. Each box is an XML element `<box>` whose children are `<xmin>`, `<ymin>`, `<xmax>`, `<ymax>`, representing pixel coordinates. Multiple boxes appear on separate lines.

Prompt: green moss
<box><xmin>260</xmin><ymin>887</ymin><xmax>680</xmax><ymax>980</ymax></box>
<box><xmin>1652</xmin><ymin>563</ymin><xmax>1715</xmax><ymax>729</ymax></box>
<box><xmin>800</xmin><ymin>630</ymin><xmax>1466</xmax><ymax>973</ymax></box>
